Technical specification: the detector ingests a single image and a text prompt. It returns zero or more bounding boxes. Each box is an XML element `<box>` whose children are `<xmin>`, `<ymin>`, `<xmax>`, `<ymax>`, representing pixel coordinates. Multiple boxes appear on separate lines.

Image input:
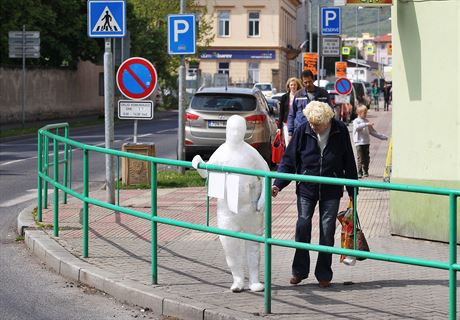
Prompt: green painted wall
<box><xmin>391</xmin><ymin>1</ymin><xmax>460</xmax><ymax>241</ymax></box>
<box><xmin>390</xmin><ymin>178</ymin><xmax>460</xmax><ymax>242</ymax></box>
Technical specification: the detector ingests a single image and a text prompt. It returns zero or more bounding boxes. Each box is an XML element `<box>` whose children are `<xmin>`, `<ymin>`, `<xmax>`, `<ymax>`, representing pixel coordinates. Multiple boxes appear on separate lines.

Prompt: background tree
<box><xmin>129</xmin><ymin>0</ymin><xmax>213</xmax><ymax>97</ymax></box>
<box><xmin>0</xmin><ymin>0</ymin><xmax>101</xmax><ymax>69</ymax></box>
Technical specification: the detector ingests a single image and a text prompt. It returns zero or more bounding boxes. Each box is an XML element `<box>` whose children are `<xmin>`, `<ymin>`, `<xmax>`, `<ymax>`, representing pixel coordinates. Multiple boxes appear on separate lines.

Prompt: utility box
<box><xmin>121</xmin><ymin>143</ymin><xmax>155</xmax><ymax>186</ymax></box>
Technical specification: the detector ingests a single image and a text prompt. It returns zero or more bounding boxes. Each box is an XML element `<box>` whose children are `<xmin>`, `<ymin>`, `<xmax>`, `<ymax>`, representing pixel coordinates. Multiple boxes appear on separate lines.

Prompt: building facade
<box><xmin>391</xmin><ymin>0</ymin><xmax>460</xmax><ymax>242</ymax></box>
<box><xmin>195</xmin><ymin>0</ymin><xmax>302</xmax><ymax>92</ymax></box>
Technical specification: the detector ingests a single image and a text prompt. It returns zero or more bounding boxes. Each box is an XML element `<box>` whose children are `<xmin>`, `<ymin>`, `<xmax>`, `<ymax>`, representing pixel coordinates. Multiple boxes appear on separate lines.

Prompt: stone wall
<box><xmin>0</xmin><ymin>61</ymin><xmax>104</xmax><ymax>124</ymax></box>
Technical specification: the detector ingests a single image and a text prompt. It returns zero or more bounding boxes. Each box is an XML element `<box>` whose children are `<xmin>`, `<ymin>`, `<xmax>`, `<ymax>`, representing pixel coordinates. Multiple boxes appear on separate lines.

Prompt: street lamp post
<box><xmin>355</xmin><ymin>6</ymin><xmax>363</xmax><ymax>81</ymax></box>
<box><xmin>377</xmin><ymin>7</ymin><xmax>381</xmax><ymax>87</ymax></box>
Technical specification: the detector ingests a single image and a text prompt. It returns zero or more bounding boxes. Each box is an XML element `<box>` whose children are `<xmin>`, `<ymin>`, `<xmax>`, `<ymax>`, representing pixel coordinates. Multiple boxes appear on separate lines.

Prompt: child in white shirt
<box><xmin>352</xmin><ymin>105</ymin><xmax>388</xmax><ymax>178</ymax></box>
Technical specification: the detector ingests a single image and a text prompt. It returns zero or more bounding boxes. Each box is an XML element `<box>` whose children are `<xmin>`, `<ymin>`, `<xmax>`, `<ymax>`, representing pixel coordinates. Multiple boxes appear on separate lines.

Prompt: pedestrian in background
<box><xmin>371</xmin><ymin>82</ymin><xmax>380</xmax><ymax>111</ymax></box>
<box><xmin>287</xmin><ymin>70</ymin><xmax>330</xmax><ymax>143</ymax></box>
<box><xmin>352</xmin><ymin>105</ymin><xmax>388</xmax><ymax>178</ymax></box>
<box><xmin>278</xmin><ymin>77</ymin><xmax>302</xmax><ymax>146</ymax></box>
<box><xmin>272</xmin><ymin>101</ymin><xmax>358</xmax><ymax>288</ymax></box>
<box><xmin>383</xmin><ymin>82</ymin><xmax>392</xmax><ymax>111</ymax></box>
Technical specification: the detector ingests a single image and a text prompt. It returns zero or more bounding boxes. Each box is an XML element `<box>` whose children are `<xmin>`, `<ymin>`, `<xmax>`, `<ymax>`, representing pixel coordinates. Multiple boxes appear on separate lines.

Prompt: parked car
<box><xmin>270</xmin><ymin>92</ymin><xmax>286</xmax><ymax>102</ymax></box>
<box><xmin>184</xmin><ymin>87</ymin><xmax>277</xmax><ymax>163</ymax></box>
<box><xmin>266</xmin><ymin>98</ymin><xmax>281</xmax><ymax>126</ymax></box>
<box><xmin>253</xmin><ymin>82</ymin><xmax>276</xmax><ymax>98</ymax></box>
<box><xmin>351</xmin><ymin>81</ymin><xmax>371</xmax><ymax>108</ymax></box>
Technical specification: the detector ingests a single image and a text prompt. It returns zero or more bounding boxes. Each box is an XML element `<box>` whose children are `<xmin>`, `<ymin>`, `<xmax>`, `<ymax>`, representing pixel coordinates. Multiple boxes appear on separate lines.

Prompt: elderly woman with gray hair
<box><xmin>272</xmin><ymin>101</ymin><xmax>358</xmax><ymax>288</ymax></box>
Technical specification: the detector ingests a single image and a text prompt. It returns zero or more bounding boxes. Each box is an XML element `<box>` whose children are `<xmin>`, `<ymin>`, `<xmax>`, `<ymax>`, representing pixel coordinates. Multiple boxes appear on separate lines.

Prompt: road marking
<box><xmin>0</xmin><ymin>189</ymin><xmax>52</xmax><ymax>207</ymax></box>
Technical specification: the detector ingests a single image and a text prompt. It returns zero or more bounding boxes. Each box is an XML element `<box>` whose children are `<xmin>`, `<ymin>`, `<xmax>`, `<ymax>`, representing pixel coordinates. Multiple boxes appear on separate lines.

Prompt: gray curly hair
<box><xmin>303</xmin><ymin>101</ymin><xmax>334</xmax><ymax>125</ymax></box>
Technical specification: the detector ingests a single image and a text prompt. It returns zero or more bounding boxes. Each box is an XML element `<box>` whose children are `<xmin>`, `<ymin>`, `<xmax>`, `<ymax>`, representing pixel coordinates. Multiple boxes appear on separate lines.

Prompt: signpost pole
<box><xmin>104</xmin><ymin>38</ymin><xmax>115</xmax><ymax>204</ymax></box>
<box><xmin>177</xmin><ymin>0</ymin><xmax>186</xmax><ymax>174</ymax></box>
<box><xmin>133</xmin><ymin>120</ymin><xmax>138</xmax><ymax>143</ymax></box>
<box><xmin>317</xmin><ymin>3</ymin><xmax>321</xmax><ymax>82</ymax></box>
<box><xmin>22</xmin><ymin>25</ymin><xmax>26</xmax><ymax>128</ymax></box>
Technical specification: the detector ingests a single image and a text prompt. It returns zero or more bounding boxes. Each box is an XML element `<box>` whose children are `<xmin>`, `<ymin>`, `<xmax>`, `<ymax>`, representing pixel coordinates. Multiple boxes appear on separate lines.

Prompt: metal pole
<box><xmin>448</xmin><ymin>194</ymin><xmax>457</xmax><ymax>320</ymax></box>
<box><xmin>317</xmin><ymin>1</ymin><xmax>320</xmax><ymax>82</ymax></box>
<box><xmin>308</xmin><ymin>0</ymin><xmax>312</xmax><ymax>53</ymax></box>
<box><xmin>377</xmin><ymin>7</ymin><xmax>381</xmax><ymax>87</ymax></box>
<box><xmin>133</xmin><ymin>120</ymin><xmax>138</xmax><ymax>143</ymax></box>
<box><xmin>22</xmin><ymin>25</ymin><xmax>26</xmax><ymax>128</ymax></box>
<box><xmin>177</xmin><ymin>0</ymin><xmax>186</xmax><ymax>174</ymax></box>
<box><xmin>263</xmin><ymin>177</ymin><xmax>272</xmax><ymax>314</ymax></box>
<box><xmin>355</xmin><ymin>6</ymin><xmax>358</xmax><ymax>81</ymax></box>
<box><xmin>104</xmin><ymin>38</ymin><xmax>115</xmax><ymax>204</ymax></box>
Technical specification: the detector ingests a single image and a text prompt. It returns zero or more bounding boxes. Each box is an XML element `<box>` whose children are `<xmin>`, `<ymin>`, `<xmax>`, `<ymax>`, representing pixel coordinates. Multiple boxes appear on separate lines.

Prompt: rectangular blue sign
<box><xmin>199</xmin><ymin>50</ymin><xmax>276</xmax><ymax>60</ymax></box>
<box><xmin>168</xmin><ymin>14</ymin><xmax>196</xmax><ymax>55</ymax></box>
<box><xmin>321</xmin><ymin>7</ymin><xmax>341</xmax><ymax>36</ymax></box>
<box><xmin>88</xmin><ymin>1</ymin><xmax>126</xmax><ymax>38</ymax></box>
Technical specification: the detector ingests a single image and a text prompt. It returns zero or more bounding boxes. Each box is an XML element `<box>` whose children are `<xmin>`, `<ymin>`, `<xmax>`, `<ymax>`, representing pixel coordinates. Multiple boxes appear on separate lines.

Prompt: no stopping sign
<box><xmin>116</xmin><ymin>57</ymin><xmax>157</xmax><ymax>100</ymax></box>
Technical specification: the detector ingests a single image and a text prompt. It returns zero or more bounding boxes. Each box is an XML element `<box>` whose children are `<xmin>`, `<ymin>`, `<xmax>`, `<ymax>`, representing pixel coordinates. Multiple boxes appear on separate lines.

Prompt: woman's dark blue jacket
<box><xmin>273</xmin><ymin>118</ymin><xmax>358</xmax><ymax>200</ymax></box>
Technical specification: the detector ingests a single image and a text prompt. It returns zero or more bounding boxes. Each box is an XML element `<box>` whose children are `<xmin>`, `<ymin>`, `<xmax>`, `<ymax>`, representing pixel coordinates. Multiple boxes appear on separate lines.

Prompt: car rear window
<box><xmin>325</xmin><ymin>83</ymin><xmax>335</xmax><ymax>91</ymax></box>
<box><xmin>191</xmin><ymin>94</ymin><xmax>257</xmax><ymax>111</ymax></box>
<box><xmin>254</xmin><ymin>84</ymin><xmax>272</xmax><ymax>91</ymax></box>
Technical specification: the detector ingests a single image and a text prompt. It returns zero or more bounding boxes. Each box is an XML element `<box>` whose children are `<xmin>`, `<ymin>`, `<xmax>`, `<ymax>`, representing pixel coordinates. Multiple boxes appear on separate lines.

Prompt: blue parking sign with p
<box><xmin>321</xmin><ymin>7</ymin><xmax>341</xmax><ymax>36</ymax></box>
<box><xmin>168</xmin><ymin>14</ymin><xmax>196</xmax><ymax>55</ymax></box>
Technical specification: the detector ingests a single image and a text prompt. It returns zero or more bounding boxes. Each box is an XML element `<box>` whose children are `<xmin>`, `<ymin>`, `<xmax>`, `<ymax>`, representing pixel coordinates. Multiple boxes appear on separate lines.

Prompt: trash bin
<box><xmin>121</xmin><ymin>143</ymin><xmax>156</xmax><ymax>186</ymax></box>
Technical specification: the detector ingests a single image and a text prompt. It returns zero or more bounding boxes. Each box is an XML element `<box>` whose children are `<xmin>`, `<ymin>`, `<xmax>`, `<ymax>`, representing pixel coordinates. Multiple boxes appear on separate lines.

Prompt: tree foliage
<box><xmin>129</xmin><ymin>0</ymin><xmax>213</xmax><ymax>92</ymax></box>
<box><xmin>0</xmin><ymin>0</ymin><xmax>101</xmax><ymax>69</ymax></box>
<box><xmin>0</xmin><ymin>0</ymin><xmax>214</xmax><ymax>96</ymax></box>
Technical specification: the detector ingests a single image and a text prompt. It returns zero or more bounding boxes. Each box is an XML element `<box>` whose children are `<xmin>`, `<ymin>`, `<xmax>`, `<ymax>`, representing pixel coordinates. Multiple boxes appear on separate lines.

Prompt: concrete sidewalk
<box><xmin>19</xmin><ymin>110</ymin><xmax>457</xmax><ymax>319</ymax></box>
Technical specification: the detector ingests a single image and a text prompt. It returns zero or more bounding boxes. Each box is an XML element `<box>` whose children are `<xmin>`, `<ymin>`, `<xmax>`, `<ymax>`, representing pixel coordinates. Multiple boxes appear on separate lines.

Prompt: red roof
<box><xmin>374</xmin><ymin>34</ymin><xmax>392</xmax><ymax>43</ymax></box>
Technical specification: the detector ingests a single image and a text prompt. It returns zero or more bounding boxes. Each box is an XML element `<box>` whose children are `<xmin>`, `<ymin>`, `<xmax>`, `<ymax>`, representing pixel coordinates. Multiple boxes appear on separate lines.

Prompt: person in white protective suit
<box><xmin>192</xmin><ymin>115</ymin><xmax>269</xmax><ymax>293</ymax></box>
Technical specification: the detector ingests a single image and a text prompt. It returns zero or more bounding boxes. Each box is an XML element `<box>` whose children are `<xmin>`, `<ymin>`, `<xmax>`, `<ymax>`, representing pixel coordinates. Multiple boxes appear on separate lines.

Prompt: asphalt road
<box><xmin>0</xmin><ymin>116</ymin><xmax>178</xmax><ymax>320</ymax></box>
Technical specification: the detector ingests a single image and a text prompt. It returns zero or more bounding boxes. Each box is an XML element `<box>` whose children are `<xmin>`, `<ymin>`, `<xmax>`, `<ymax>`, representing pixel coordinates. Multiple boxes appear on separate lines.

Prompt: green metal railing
<box><xmin>37</xmin><ymin>124</ymin><xmax>460</xmax><ymax>318</ymax></box>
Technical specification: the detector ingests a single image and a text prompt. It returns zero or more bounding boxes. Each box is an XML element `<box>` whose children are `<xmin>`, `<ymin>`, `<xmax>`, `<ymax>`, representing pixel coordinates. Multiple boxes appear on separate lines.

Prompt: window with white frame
<box><xmin>218</xmin><ymin>62</ymin><xmax>230</xmax><ymax>75</ymax></box>
<box><xmin>218</xmin><ymin>11</ymin><xmax>230</xmax><ymax>37</ymax></box>
<box><xmin>248</xmin><ymin>12</ymin><xmax>260</xmax><ymax>37</ymax></box>
<box><xmin>248</xmin><ymin>62</ymin><xmax>260</xmax><ymax>83</ymax></box>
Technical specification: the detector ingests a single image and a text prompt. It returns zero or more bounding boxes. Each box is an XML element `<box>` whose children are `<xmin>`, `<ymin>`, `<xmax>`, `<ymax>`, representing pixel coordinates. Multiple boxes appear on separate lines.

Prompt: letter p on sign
<box><xmin>168</xmin><ymin>14</ymin><xmax>196</xmax><ymax>55</ymax></box>
<box><xmin>173</xmin><ymin>20</ymin><xmax>189</xmax><ymax>42</ymax></box>
<box><xmin>325</xmin><ymin>11</ymin><xmax>336</xmax><ymax>26</ymax></box>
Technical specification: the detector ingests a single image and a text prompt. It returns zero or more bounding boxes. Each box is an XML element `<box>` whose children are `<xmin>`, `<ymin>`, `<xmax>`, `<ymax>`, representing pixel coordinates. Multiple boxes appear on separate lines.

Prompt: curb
<box><xmin>17</xmin><ymin>206</ymin><xmax>259</xmax><ymax>320</ymax></box>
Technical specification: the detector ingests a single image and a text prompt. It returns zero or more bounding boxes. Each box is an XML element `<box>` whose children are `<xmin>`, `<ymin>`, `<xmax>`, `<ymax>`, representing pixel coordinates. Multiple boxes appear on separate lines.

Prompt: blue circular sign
<box><xmin>335</xmin><ymin>77</ymin><xmax>352</xmax><ymax>96</ymax></box>
<box><xmin>116</xmin><ymin>57</ymin><xmax>157</xmax><ymax>100</ymax></box>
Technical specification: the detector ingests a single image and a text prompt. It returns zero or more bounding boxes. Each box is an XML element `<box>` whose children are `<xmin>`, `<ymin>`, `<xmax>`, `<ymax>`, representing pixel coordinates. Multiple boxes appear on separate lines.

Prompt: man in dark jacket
<box><xmin>272</xmin><ymin>101</ymin><xmax>358</xmax><ymax>288</ymax></box>
<box><xmin>287</xmin><ymin>70</ymin><xmax>331</xmax><ymax>141</ymax></box>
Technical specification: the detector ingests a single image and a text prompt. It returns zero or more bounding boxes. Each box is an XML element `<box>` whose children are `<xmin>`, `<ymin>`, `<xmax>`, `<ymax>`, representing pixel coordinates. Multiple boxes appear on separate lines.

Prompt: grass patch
<box><xmin>0</xmin><ymin>116</ymin><xmax>107</xmax><ymax>139</ymax></box>
<box><xmin>31</xmin><ymin>207</ymin><xmax>53</xmax><ymax>229</ymax></box>
<box><xmin>16</xmin><ymin>235</ymin><xmax>25</xmax><ymax>242</ymax></box>
<box><xmin>118</xmin><ymin>170</ymin><xmax>205</xmax><ymax>189</ymax></box>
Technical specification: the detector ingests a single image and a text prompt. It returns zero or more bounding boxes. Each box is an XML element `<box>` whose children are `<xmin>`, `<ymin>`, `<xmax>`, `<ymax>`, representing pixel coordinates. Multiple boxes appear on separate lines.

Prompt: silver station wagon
<box><xmin>184</xmin><ymin>87</ymin><xmax>277</xmax><ymax>163</ymax></box>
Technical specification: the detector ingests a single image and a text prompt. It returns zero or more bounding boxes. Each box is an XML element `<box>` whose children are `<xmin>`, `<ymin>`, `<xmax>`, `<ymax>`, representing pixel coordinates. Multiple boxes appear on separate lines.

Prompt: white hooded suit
<box><xmin>192</xmin><ymin>115</ymin><xmax>269</xmax><ymax>292</ymax></box>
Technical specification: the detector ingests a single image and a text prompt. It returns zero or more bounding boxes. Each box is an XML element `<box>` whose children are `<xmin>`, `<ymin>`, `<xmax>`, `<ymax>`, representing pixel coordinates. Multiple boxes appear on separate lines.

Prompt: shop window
<box><xmin>248</xmin><ymin>62</ymin><xmax>260</xmax><ymax>83</ymax></box>
<box><xmin>218</xmin><ymin>62</ymin><xmax>230</xmax><ymax>75</ymax></box>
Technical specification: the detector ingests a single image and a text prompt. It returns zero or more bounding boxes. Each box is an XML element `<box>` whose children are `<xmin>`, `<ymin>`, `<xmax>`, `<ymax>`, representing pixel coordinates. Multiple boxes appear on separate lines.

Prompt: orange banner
<box><xmin>346</xmin><ymin>0</ymin><xmax>392</xmax><ymax>5</ymax></box>
<box><xmin>335</xmin><ymin>62</ymin><xmax>347</xmax><ymax>78</ymax></box>
<box><xmin>303</xmin><ymin>53</ymin><xmax>318</xmax><ymax>75</ymax></box>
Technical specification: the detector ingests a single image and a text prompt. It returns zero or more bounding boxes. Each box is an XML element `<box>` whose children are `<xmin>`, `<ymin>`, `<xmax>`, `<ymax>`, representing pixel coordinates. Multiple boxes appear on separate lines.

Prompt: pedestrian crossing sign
<box><xmin>88</xmin><ymin>1</ymin><xmax>125</xmax><ymax>38</ymax></box>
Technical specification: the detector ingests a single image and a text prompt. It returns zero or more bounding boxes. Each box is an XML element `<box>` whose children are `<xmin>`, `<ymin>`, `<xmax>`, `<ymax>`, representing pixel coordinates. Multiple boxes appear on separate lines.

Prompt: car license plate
<box><xmin>208</xmin><ymin>120</ymin><xmax>226</xmax><ymax>128</ymax></box>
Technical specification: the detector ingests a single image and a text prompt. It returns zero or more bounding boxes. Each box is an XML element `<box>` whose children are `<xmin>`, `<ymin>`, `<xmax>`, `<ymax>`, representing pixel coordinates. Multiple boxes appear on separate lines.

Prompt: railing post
<box><xmin>116</xmin><ymin>156</ymin><xmax>120</xmax><ymax>207</ymax></box>
<box><xmin>353</xmin><ymin>187</ymin><xmax>358</xmax><ymax>249</ymax></box>
<box><xmin>44</xmin><ymin>136</ymin><xmax>49</xmax><ymax>208</ymax></box>
<box><xmin>448</xmin><ymin>194</ymin><xmax>457</xmax><ymax>320</ymax></box>
<box><xmin>151</xmin><ymin>162</ymin><xmax>158</xmax><ymax>284</ymax></box>
<box><xmin>264</xmin><ymin>177</ymin><xmax>272</xmax><ymax>314</ymax></box>
<box><xmin>83</xmin><ymin>149</ymin><xmax>89</xmax><ymax>258</ymax></box>
<box><xmin>63</xmin><ymin>126</ymin><xmax>69</xmax><ymax>204</ymax></box>
<box><xmin>53</xmin><ymin>138</ymin><xmax>59</xmax><ymax>237</ymax></box>
<box><xmin>37</xmin><ymin>132</ymin><xmax>43</xmax><ymax>222</ymax></box>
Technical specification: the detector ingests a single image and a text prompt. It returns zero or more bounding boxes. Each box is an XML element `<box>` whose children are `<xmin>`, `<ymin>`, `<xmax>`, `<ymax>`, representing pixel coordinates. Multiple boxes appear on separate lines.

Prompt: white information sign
<box><xmin>321</xmin><ymin>36</ymin><xmax>341</xmax><ymax>57</ymax></box>
<box><xmin>118</xmin><ymin>100</ymin><xmax>153</xmax><ymax>120</ymax></box>
<box><xmin>335</xmin><ymin>95</ymin><xmax>350</xmax><ymax>104</ymax></box>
